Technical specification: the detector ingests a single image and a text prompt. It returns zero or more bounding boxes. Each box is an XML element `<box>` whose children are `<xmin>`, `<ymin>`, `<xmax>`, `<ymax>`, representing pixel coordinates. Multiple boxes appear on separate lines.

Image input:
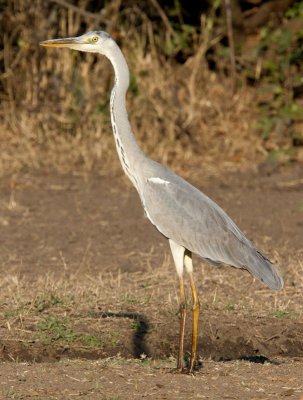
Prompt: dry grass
<box><xmin>0</xmin><ymin>1</ymin><xmax>268</xmax><ymax>179</ymax></box>
<box><xmin>0</xmin><ymin>253</ymin><xmax>302</xmax><ymax>368</ymax></box>
<box><xmin>1</xmin><ymin>249</ymin><xmax>302</xmax><ymax>338</ymax></box>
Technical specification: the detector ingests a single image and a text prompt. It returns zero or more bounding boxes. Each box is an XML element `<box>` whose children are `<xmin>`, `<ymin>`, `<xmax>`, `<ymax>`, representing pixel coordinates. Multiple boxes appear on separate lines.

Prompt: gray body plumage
<box><xmin>138</xmin><ymin>159</ymin><xmax>283</xmax><ymax>290</ymax></box>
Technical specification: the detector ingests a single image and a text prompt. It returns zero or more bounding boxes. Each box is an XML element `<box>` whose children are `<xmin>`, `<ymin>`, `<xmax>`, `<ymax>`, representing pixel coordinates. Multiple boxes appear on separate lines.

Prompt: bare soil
<box><xmin>0</xmin><ymin>162</ymin><xmax>303</xmax><ymax>399</ymax></box>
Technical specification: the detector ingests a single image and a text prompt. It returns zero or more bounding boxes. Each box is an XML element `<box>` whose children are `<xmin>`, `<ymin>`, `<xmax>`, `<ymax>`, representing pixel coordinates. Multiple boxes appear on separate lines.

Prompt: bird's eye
<box><xmin>92</xmin><ymin>36</ymin><xmax>99</xmax><ymax>43</ymax></box>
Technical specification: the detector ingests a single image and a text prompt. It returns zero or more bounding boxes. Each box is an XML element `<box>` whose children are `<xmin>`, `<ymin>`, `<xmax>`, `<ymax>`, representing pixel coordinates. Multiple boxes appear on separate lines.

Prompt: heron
<box><xmin>40</xmin><ymin>31</ymin><xmax>283</xmax><ymax>373</ymax></box>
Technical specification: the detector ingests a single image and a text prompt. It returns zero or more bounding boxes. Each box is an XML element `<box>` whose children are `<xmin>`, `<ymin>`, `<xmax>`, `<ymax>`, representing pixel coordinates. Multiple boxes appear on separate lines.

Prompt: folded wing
<box><xmin>143</xmin><ymin>173</ymin><xmax>283</xmax><ymax>290</ymax></box>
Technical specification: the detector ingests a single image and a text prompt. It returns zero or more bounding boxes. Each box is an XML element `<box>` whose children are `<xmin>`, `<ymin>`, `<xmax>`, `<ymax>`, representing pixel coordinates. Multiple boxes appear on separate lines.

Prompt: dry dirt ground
<box><xmin>0</xmin><ymin>162</ymin><xmax>302</xmax><ymax>399</ymax></box>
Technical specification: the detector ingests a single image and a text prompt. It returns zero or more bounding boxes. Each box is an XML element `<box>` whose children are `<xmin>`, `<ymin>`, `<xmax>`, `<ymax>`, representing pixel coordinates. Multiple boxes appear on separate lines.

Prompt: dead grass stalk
<box><xmin>1</xmin><ymin>1</ymin><xmax>266</xmax><ymax>178</ymax></box>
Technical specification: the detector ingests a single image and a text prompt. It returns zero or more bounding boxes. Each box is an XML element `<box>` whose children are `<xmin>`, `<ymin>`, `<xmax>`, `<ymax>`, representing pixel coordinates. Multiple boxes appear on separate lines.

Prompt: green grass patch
<box><xmin>35</xmin><ymin>315</ymin><xmax>105</xmax><ymax>348</ymax></box>
<box><xmin>272</xmin><ymin>309</ymin><xmax>289</xmax><ymax>319</ymax></box>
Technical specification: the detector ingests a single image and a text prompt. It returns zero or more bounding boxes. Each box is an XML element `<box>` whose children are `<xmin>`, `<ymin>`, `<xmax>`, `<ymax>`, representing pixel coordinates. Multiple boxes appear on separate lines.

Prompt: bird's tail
<box><xmin>246</xmin><ymin>248</ymin><xmax>284</xmax><ymax>290</ymax></box>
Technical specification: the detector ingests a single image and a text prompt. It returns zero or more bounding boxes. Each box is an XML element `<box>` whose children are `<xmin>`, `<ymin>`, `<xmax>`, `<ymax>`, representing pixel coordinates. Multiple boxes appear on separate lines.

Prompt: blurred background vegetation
<box><xmin>0</xmin><ymin>0</ymin><xmax>302</xmax><ymax>177</ymax></box>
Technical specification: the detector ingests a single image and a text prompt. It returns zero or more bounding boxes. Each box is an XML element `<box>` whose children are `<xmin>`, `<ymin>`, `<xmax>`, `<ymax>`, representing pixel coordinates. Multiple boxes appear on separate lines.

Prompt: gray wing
<box><xmin>142</xmin><ymin>172</ymin><xmax>283</xmax><ymax>290</ymax></box>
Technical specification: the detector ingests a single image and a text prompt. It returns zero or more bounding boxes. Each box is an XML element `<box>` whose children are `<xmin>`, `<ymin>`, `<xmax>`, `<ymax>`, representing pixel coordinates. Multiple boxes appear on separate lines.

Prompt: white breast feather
<box><xmin>148</xmin><ymin>177</ymin><xmax>170</xmax><ymax>185</ymax></box>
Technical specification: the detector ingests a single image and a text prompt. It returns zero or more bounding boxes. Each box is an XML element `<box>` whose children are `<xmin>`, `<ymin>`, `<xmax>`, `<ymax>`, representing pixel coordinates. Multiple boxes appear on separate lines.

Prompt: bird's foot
<box><xmin>169</xmin><ymin>361</ymin><xmax>197</xmax><ymax>375</ymax></box>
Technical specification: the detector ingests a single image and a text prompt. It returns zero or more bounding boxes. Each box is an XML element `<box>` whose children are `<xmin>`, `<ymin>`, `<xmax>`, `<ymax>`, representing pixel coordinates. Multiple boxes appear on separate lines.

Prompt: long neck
<box><xmin>105</xmin><ymin>43</ymin><xmax>144</xmax><ymax>190</ymax></box>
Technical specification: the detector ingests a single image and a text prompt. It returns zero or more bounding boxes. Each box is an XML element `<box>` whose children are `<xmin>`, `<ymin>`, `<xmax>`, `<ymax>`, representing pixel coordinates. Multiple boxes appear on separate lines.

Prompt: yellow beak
<box><xmin>40</xmin><ymin>37</ymin><xmax>81</xmax><ymax>48</ymax></box>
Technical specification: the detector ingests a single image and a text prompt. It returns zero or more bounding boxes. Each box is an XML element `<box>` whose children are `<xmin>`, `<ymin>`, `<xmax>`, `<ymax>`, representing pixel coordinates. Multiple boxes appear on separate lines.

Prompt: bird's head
<box><xmin>40</xmin><ymin>31</ymin><xmax>113</xmax><ymax>55</ymax></box>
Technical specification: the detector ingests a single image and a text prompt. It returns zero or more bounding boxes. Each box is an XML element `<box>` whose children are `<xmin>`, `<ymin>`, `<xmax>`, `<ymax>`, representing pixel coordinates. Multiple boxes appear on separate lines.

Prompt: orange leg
<box><xmin>188</xmin><ymin>272</ymin><xmax>200</xmax><ymax>373</ymax></box>
<box><xmin>177</xmin><ymin>276</ymin><xmax>186</xmax><ymax>371</ymax></box>
<box><xmin>169</xmin><ymin>240</ymin><xmax>187</xmax><ymax>372</ymax></box>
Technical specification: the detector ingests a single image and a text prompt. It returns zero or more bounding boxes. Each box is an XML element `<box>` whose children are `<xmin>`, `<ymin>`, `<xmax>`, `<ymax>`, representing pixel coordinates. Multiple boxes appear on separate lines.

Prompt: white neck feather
<box><xmin>105</xmin><ymin>43</ymin><xmax>143</xmax><ymax>190</ymax></box>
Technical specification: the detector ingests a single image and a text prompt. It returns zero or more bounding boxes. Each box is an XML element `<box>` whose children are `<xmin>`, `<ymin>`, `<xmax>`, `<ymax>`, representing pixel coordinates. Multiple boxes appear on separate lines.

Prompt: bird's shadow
<box><xmin>89</xmin><ymin>311</ymin><xmax>150</xmax><ymax>358</ymax></box>
<box><xmin>215</xmin><ymin>355</ymin><xmax>281</xmax><ymax>365</ymax></box>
